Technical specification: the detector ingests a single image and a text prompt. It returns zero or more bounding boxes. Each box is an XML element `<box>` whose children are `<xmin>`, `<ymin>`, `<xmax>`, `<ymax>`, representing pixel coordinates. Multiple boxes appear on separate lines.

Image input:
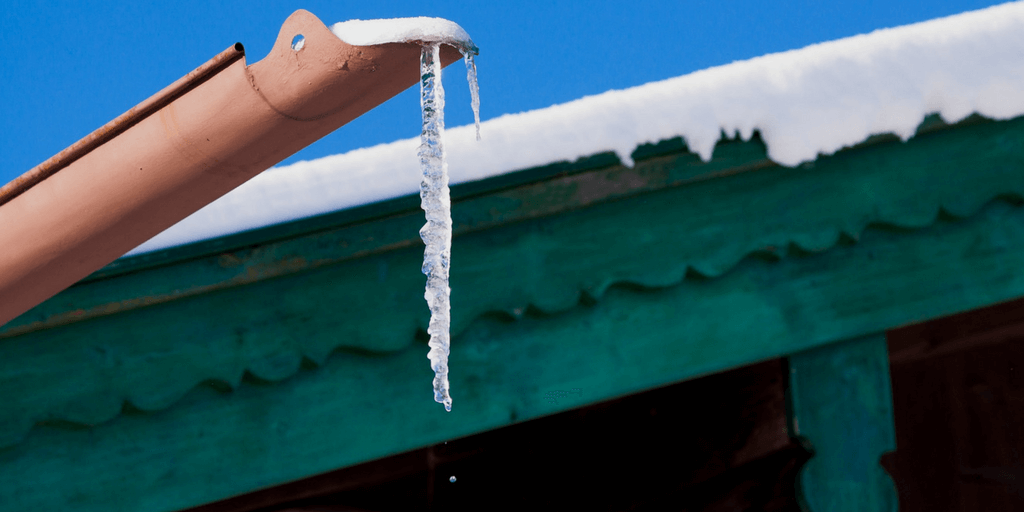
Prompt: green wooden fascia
<box><xmin>1</xmin><ymin>114</ymin><xmax>1006</xmax><ymax>339</ymax></box>
<box><xmin>4</xmin><ymin>154</ymin><xmax>1024</xmax><ymax>511</ymax></box>
<box><xmin>0</xmin><ymin>112</ymin><xmax>1023</xmax><ymax>512</ymax></box>
<box><xmin>0</xmin><ymin>114</ymin><xmax>1022</xmax><ymax>452</ymax></box>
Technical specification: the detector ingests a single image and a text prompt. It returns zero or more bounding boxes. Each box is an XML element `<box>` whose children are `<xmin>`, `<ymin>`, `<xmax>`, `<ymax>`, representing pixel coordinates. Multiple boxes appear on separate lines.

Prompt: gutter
<box><xmin>0</xmin><ymin>10</ymin><xmax>462</xmax><ymax>327</ymax></box>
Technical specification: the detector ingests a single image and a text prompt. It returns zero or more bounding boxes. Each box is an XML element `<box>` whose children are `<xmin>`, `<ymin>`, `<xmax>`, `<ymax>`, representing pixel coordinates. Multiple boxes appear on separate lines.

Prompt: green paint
<box><xmin>4</xmin><ymin>196</ymin><xmax>1023</xmax><ymax>510</ymax></box>
<box><xmin>1</xmin><ymin>115</ymin><xmax>1022</xmax><ymax>450</ymax></box>
<box><xmin>787</xmin><ymin>334</ymin><xmax>898</xmax><ymax>512</ymax></box>
<box><xmin>9</xmin><ymin>115</ymin><xmax>1020</xmax><ymax>340</ymax></box>
<box><xmin>0</xmin><ymin>114</ymin><xmax>1021</xmax><ymax>510</ymax></box>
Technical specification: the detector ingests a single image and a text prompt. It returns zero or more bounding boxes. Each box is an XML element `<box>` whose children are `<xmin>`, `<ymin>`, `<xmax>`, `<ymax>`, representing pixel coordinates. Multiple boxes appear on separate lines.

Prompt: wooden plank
<box><xmin>787</xmin><ymin>334</ymin><xmax>898</xmax><ymax>511</ymax></box>
<box><xmin>5</xmin><ymin>115</ymin><xmax>1019</xmax><ymax>340</ymax></box>
<box><xmin>5</xmin><ymin>190</ymin><xmax>1024</xmax><ymax>510</ymax></box>
<box><xmin>0</xmin><ymin>136</ymin><xmax>771</xmax><ymax>339</ymax></box>
<box><xmin>0</xmin><ymin>114</ymin><xmax>1021</xmax><ymax>509</ymax></box>
<box><xmin>1</xmin><ymin>115</ymin><xmax>1022</xmax><ymax>452</ymax></box>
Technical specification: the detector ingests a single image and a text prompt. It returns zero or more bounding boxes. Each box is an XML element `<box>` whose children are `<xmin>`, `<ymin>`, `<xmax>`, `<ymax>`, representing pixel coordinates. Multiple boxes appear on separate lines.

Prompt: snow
<box><xmin>127</xmin><ymin>2</ymin><xmax>1024</xmax><ymax>256</ymax></box>
<box><xmin>330</xmin><ymin>17</ymin><xmax>477</xmax><ymax>54</ymax></box>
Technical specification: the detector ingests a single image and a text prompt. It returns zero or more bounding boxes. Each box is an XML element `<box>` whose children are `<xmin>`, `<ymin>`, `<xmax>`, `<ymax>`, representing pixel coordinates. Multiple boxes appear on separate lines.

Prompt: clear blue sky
<box><xmin>0</xmin><ymin>0</ymin><xmax>1009</xmax><ymax>186</ymax></box>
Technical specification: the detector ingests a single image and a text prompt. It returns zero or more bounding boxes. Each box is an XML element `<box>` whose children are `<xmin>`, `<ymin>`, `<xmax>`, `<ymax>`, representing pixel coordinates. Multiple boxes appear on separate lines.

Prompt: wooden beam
<box><xmin>4</xmin><ymin>185</ymin><xmax>1024</xmax><ymax>510</ymax></box>
<box><xmin>787</xmin><ymin>334</ymin><xmax>898</xmax><ymax>512</ymax></box>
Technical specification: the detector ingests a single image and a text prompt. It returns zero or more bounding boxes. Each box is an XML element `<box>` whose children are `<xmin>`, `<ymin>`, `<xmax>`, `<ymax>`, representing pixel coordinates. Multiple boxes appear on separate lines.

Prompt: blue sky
<box><xmin>0</xmin><ymin>0</ymin><xmax>1009</xmax><ymax>186</ymax></box>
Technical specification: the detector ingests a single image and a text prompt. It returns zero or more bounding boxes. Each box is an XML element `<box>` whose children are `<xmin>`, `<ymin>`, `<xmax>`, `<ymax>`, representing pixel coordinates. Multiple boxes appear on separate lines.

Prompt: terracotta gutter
<box><xmin>0</xmin><ymin>10</ymin><xmax>462</xmax><ymax>327</ymax></box>
<box><xmin>0</xmin><ymin>46</ymin><xmax>246</xmax><ymax>206</ymax></box>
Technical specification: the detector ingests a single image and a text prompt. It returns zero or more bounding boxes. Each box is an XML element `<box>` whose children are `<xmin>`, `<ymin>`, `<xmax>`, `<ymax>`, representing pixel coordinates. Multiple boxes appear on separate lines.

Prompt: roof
<box><xmin>130</xmin><ymin>1</ymin><xmax>1024</xmax><ymax>255</ymax></box>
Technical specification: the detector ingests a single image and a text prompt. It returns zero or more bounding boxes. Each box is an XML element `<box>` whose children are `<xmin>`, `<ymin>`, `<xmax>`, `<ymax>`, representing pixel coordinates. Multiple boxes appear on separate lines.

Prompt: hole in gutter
<box><xmin>291</xmin><ymin>34</ymin><xmax>305</xmax><ymax>51</ymax></box>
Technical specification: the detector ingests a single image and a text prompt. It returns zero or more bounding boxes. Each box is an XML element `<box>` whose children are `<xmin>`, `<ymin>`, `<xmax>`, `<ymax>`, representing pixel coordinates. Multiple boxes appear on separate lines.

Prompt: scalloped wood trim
<box><xmin>0</xmin><ymin>114</ymin><xmax>1021</xmax><ymax>449</ymax></box>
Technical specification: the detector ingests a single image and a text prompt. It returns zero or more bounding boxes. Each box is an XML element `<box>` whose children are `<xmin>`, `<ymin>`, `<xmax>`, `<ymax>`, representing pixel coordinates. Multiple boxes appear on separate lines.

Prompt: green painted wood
<box><xmin>4</xmin><ymin>114</ymin><xmax>1013</xmax><ymax>340</ymax></box>
<box><xmin>0</xmin><ymin>114</ymin><xmax>1022</xmax><ymax>509</ymax></box>
<box><xmin>787</xmin><ymin>334</ymin><xmax>898</xmax><ymax>512</ymax></box>
<box><xmin>0</xmin><ymin>137</ymin><xmax>771</xmax><ymax>339</ymax></box>
<box><xmin>0</xmin><ymin>115</ymin><xmax>1022</xmax><ymax>451</ymax></box>
<box><xmin>5</xmin><ymin>191</ymin><xmax>1024</xmax><ymax>510</ymax></box>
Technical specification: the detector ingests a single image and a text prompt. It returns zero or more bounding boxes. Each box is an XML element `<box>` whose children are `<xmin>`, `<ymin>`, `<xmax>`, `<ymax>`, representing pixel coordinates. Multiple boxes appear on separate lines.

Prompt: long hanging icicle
<box><xmin>418</xmin><ymin>43</ymin><xmax>454</xmax><ymax>412</ymax></box>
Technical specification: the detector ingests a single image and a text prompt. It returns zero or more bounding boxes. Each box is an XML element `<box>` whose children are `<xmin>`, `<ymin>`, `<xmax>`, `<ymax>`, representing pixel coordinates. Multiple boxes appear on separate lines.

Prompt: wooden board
<box><xmin>0</xmin><ymin>115</ymin><xmax>1022</xmax><ymax>510</ymax></box>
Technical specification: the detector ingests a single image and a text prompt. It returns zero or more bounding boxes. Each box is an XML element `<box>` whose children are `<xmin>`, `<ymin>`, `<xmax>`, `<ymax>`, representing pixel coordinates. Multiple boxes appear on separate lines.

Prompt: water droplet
<box><xmin>449</xmin><ymin>476</ymin><xmax>457</xmax><ymax>483</ymax></box>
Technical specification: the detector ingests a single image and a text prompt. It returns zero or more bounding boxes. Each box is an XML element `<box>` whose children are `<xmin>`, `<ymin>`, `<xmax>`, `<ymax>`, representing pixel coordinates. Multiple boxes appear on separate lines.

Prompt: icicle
<box><xmin>419</xmin><ymin>43</ymin><xmax>454</xmax><ymax>412</ymax></box>
<box><xmin>462</xmin><ymin>51</ymin><xmax>481</xmax><ymax>141</ymax></box>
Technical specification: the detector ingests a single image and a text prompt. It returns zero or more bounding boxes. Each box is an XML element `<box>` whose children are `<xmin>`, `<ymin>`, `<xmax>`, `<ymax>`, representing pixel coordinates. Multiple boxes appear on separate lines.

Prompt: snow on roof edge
<box><xmin>128</xmin><ymin>1</ymin><xmax>1024</xmax><ymax>256</ymax></box>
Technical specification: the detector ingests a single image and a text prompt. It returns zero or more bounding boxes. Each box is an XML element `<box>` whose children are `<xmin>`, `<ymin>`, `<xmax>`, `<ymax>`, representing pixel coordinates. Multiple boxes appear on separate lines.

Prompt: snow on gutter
<box><xmin>131</xmin><ymin>1</ymin><xmax>1024</xmax><ymax>256</ymax></box>
<box><xmin>0</xmin><ymin>10</ymin><xmax>468</xmax><ymax>327</ymax></box>
<box><xmin>332</xmin><ymin>17</ymin><xmax>478</xmax><ymax>54</ymax></box>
